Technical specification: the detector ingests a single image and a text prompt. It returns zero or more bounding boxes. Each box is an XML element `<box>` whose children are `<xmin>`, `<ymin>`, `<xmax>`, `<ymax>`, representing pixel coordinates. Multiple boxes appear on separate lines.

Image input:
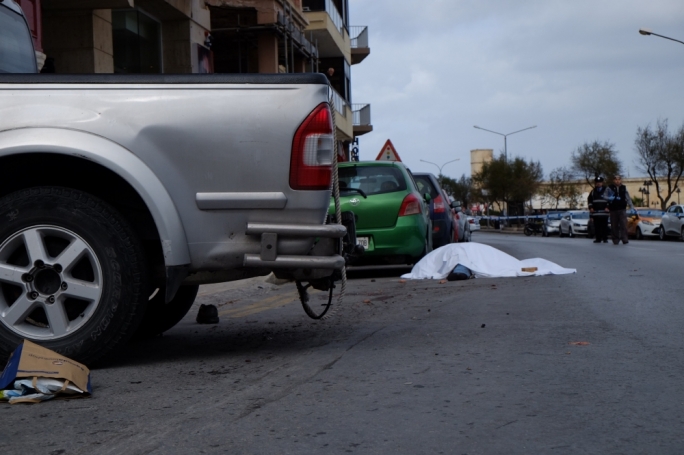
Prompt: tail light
<box><xmin>399</xmin><ymin>194</ymin><xmax>422</xmax><ymax>217</ymax></box>
<box><xmin>290</xmin><ymin>103</ymin><xmax>334</xmax><ymax>190</ymax></box>
<box><xmin>468</xmin><ymin>219</ymin><xmax>475</xmax><ymax>224</ymax></box>
<box><xmin>433</xmin><ymin>195</ymin><xmax>446</xmax><ymax>213</ymax></box>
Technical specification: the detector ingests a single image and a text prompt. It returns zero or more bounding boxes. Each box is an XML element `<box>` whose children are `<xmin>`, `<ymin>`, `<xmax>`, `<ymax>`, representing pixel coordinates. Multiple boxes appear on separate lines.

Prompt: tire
<box><xmin>636</xmin><ymin>227</ymin><xmax>644</xmax><ymax>240</ymax></box>
<box><xmin>524</xmin><ymin>226</ymin><xmax>533</xmax><ymax>236</ymax></box>
<box><xmin>681</xmin><ymin>227</ymin><xmax>684</xmax><ymax>242</ymax></box>
<box><xmin>0</xmin><ymin>187</ymin><xmax>149</xmax><ymax>364</ymax></box>
<box><xmin>134</xmin><ymin>285</ymin><xmax>200</xmax><ymax>338</ymax></box>
<box><xmin>659</xmin><ymin>225</ymin><xmax>666</xmax><ymax>241</ymax></box>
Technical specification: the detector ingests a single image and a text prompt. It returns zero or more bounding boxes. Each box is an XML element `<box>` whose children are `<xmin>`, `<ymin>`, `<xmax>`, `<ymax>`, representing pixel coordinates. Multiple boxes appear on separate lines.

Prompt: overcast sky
<box><xmin>349</xmin><ymin>0</ymin><xmax>684</xmax><ymax>180</ymax></box>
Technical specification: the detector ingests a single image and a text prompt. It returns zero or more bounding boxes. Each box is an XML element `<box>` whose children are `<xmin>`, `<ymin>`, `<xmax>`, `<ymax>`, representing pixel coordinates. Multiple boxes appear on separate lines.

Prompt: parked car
<box><xmin>659</xmin><ymin>204</ymin><xmax>684</xmax><ymax>241</ymax></box>
<box><xmin>413</xmin><ymin>173</ymin><xmax>456</xmax><ymax>248</ymax></box>
<box><xmin>627</xmin><ymin>208</ymin><xmax>664</xmax><ymax>239</ymax></box>
<box><xmin>559</xmin><ymin>211</ymin><xmax>590</xmax><ymax>237</ymax></box>
<box><xmin>542</xmin><ymin>212</ymin><xmax>564</xmax><ymax>236</ymax></box>
<box><xmin>467</xmin><ymin>216</ymin><xmax>481</xmax><ymax>232</ymax></box>
<box><xmin>0</xmin><ymin>0</ymin><xmax>345</xmax><ymax>363</ymax></box>
<box><xmin>332</xmin><ymin>161</ymin><xmax>432</xmax><ymax>265</ymax></box>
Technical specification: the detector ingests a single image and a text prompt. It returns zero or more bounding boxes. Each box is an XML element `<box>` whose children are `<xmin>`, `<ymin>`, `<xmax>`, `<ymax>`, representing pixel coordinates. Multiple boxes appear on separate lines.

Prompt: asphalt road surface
<box><xmin>2</xmin><ymin>232</ymin><xmax>683</xmax><ymax>455</ymax></box>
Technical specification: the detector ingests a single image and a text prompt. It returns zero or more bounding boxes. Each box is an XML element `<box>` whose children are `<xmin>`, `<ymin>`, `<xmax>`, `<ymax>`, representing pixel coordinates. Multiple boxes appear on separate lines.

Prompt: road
<box><xmin>2</xmin><ymin>232</ymin><xmax>683</xmax><ymax>455</ymax></box>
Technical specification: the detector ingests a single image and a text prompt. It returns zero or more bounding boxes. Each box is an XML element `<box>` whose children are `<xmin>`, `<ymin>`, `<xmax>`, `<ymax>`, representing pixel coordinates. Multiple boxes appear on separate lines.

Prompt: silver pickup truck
<box><xmin>0</xmin><ymin>0</ymin><xmax>346</xmax><ymax>362</ymax></box>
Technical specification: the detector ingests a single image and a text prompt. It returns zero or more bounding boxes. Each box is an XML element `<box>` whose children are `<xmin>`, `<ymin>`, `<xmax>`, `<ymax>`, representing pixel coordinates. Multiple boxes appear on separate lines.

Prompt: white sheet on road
<box><xmin>401</xmin><ymin>243</ymin><xmax>576</xmax><ymax>280</ymax></box>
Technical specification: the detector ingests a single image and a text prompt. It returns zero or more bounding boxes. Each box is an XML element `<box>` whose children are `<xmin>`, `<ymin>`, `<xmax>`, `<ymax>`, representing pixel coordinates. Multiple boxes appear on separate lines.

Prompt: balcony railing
<box><xmin>350</xmin><ymin>26</ymin><xmax>369</xmax><ymax>48</ymax></box>
<box><xmin>352</xmin><ymin>104</ymin><xmax>371</xmax><ymax>126</ymax></box>
<box><xmin>302</xmin><ymin>0</ymin><xmax>346</xmax><ymax>36</ymax></box>
<box><xmin>329</xmin><ymin>87</ymin><xmax>348</xmax><ymax>118</ymax></box>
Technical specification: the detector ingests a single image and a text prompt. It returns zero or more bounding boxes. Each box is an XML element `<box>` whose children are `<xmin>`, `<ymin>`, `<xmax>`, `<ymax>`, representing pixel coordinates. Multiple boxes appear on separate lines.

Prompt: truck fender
<box><xmin>0</xmin><ymin>127</ymin><xmax>191</xmax><ymax>267</ymax></box>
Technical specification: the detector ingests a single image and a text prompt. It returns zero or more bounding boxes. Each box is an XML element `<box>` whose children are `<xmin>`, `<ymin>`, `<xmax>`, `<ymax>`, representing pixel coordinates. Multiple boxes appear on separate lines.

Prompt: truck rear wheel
<box><xmin>134</xmin><ymin>285</ymin><xmax>199</xmax><ymax>338</ymax></box>
<box><xmin>0</xmin><ymin>187</ymin><xmax>149</xmax><ymax>364</ymax></box>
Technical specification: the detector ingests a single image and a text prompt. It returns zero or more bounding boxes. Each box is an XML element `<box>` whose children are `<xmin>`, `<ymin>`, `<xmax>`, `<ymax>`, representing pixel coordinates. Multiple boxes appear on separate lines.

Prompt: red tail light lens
<box><xmin>399</xmin><ymin>194</ymin><xmax>422</xmax><ymax>217</ymax></box>
<box><xmin>290</xmin><ymin>103</ymin><xmax>334</xmax><ymax>190</ymax></box>
<box><xmin>433</xmin><ymin>195</ymin><xmax>446</xmax><ymax>213</ymax></box>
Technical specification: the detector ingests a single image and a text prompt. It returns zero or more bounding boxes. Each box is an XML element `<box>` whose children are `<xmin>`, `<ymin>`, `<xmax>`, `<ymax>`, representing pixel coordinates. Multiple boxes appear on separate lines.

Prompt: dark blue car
<box><xmin>413</xmin><ymin>173</ymin><xmax>456</xmax><ymax>248</ymax></box>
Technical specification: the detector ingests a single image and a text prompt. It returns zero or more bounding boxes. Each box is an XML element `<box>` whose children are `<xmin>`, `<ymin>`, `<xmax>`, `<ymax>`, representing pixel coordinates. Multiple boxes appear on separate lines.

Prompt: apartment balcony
<box><xmin>329</xmin><ymin>87</ymin><xmax>354</xmax><ymax>141</ymax></box>
<box><xmin>352</xmin><ymin>103</ymin><xmax>372</xmax><ymax>136</ymax></box>
<box><xmin>350</xmin><ymin>26</ymin><xmax>370</xmax><ymax>64</ymax></box>
<box><xmin>302</xmin><ymin>0</ymin><xmax>350</xmax><ymax>60</ymax></box>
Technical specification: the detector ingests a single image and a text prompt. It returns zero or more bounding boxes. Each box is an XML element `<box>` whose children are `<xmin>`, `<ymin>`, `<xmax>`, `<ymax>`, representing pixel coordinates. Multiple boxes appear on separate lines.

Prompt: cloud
<box><xmin>349</xmin><ymin>0</ymin><xmax>684</xmax><ymax>178</ymax></box>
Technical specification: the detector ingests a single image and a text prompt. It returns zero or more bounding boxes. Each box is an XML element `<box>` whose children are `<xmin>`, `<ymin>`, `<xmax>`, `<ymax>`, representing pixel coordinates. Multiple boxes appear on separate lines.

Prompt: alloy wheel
<box><xmin>0</xmin><ymin>226</ymin><xmax>103</xmax><ymax>340</ymax></box>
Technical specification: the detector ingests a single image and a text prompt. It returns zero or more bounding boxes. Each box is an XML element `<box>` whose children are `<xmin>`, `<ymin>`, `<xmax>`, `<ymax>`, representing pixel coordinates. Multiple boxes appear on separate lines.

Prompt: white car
<box><xmin>466</xmin><ymin>216</ymin><xmax>481</xmax><ymax>232</ymax></box>
<box><xmin>659</xmin><ymin>204</ymin><xmax>684</xmax><ymax>241</ymax></box>
<box><xmin>542</xmin><ymin>212</ymin><xmax>564</xmax><ymax>236</ymax></box>
<box><xmin>559</xmin><ymin>211</ymin><xmax>590</xmax><ymax>237</ymax></box>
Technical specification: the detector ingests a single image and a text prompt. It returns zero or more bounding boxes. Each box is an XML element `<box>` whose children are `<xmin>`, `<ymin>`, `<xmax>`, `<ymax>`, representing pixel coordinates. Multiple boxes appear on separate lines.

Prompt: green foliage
<box><xmin>571</xmin><ymin>140</ymin><xmax>623</xmax><ymax>186</ymax></box>
<box><xmin>439</xmin><ymin>174</ymin><xmax>473</xmax><ymax>207</ymax></box>
<box><xmin>634</xmin><ymin>119</ymin><xmax>684</xmax><ymax>209</ymax></box>
<box><xmin>541</xmin><ymin>167</ymin><xmax>582</xmax><ymax>210</ymax></box>
<box><xmin>473</xmin><ymin>155</ymin><xmax>543</xmax><ymax>210</ymax></box>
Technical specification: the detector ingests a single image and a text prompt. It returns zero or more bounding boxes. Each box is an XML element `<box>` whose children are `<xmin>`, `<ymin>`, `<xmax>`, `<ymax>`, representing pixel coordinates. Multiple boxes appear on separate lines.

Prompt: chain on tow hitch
<box><xmin>297</xmin><ymin>95</ymin><xmax>346</xmax><ymax>320</ymax></box>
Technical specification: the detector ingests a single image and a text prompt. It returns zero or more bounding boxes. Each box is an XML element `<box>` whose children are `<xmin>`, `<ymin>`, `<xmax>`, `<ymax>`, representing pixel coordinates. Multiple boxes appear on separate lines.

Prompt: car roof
<box><xmin>339</xmin><ymin>160</ymin><xmax>405</xmax><ymax>168</ymax></box>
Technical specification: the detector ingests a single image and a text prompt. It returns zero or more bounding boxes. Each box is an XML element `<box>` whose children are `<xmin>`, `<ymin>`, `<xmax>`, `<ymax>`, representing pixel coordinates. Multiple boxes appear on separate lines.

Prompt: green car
<box><xmin>329</xmin><ymin>161</ymin><xmax>433</xmax><ymax>265</ymax></box>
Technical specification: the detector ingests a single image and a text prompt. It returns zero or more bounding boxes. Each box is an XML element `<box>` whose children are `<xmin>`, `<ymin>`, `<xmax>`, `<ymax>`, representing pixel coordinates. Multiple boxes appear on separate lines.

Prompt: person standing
<box><xmin>588</xmin><ymin>176</ymin><xmax>609</xmax><ymax>243</ymax></box>
<box><xmin>605</xmin><ymin>174</ymin><xmax>636</xmax><ymax>245</ymax></box>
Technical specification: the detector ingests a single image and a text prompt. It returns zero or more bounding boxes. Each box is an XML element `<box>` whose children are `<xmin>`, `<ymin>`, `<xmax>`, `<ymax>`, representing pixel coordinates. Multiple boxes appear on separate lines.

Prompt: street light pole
<box><xmin>419</xmin><ymin>158</ymin><xmax>460</xmax><ymax>177</ymax></box>
<box><xmin>473</xmin><ymin>125</ymin><xmax>537</xmax><ymax>161</ymax></box>
<box><xmin>639</xmin><ymin>28</ymin><xmax>684</xmax><ymax>46</ymax></box>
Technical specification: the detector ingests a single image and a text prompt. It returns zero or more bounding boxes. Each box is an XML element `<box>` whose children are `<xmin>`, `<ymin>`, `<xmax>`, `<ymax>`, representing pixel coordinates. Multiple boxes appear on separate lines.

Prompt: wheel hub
<box><xmin>33</xmin><ymin>267</ymin><xmax>62</xmax><ymax>296</ymax></box>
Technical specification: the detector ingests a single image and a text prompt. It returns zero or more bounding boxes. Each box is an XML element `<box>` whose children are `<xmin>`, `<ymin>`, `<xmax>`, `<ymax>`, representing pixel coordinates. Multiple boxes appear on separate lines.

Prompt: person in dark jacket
<box><xmin>588</xmin><ymin>176</ymin><xmax>609</xmax><ymax>243</ymax></box>
<box><xmin>605</xmin><ymin>174</ymin><xmax>636</xmax><ymax>245</ymax></box>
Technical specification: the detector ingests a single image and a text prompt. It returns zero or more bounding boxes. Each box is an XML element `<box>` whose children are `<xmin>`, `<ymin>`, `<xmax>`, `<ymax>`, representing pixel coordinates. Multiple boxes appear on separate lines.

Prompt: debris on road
<box><xmin>196</xmin><ymin>304</ymin><xmax>220</xmax><ymax>324</ymax></box>
<box><xmin>568</xmin><ymin>341</ymin><xmax>590</xmax><ymax>346</ymax></box>
<box><xmin>0</xmin><ymin>340</ymin><xmax>91</xmax><ymax>404</ymax></box>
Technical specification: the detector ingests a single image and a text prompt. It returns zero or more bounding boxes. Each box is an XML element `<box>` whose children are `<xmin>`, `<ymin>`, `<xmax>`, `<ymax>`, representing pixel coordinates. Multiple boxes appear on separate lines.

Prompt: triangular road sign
<box><xmin>375</xmin><ymin>139</ymin><xmax>402</xmax><ymax>162</ymax></box>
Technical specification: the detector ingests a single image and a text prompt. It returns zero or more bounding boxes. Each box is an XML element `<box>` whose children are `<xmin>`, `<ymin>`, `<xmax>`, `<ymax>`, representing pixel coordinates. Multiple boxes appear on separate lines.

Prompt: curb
<box><xmin>478</xmin><ymin>228</ymin><xmax>525</xmax><ymax>235</ymax></box>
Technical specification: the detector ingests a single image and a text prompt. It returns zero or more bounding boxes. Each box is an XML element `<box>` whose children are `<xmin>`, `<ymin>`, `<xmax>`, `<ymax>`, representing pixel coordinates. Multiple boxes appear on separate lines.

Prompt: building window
<box><xmin>112</xmin><ymin>10</ymin><xmax>161</xmax><ymax>74</ymax></box>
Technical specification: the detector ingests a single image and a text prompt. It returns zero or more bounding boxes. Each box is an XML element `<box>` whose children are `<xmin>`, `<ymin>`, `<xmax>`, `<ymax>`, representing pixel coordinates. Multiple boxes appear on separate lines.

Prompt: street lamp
<box><xmin>473</xmin><ymin>125</ymin><xmax>537</xmax><ymax>161</ymax></box>
<box><xmin>639</xmin><ymin>28</ymin><xmax>684</xmax><ymax>46</ymax></box>
<box><xmin>419</xmin><ymin>158</ymin><xmax>460</xmax><ymax>176</ymax></box>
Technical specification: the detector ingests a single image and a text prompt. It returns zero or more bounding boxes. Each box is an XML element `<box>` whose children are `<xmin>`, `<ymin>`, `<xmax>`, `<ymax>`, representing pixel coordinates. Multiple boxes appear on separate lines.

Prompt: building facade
<box><xmin>20</xmin><ymin>0</ymin><xmax>371</xmax><ymax>160</ymax></box>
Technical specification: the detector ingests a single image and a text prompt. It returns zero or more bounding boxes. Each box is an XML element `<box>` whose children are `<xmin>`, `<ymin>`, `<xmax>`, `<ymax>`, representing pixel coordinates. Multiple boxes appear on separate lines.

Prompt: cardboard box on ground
<box><xmin>0</xmin><ymin>340</ymin><xmax>91</xmax><ymax>404</ymax></box>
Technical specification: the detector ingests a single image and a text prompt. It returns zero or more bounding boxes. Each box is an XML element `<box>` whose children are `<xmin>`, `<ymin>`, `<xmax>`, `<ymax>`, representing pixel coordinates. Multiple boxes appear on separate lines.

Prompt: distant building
<box><xmin>470</xmin><ymin>148</ymin><xmax>493</xmax><ymax>177</ymax></box>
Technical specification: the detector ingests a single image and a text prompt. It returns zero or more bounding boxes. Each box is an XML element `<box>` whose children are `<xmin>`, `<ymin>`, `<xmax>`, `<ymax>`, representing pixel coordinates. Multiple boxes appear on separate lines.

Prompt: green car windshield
<box><xmin>339</xmin><ymin>166</ymin><xmax>407</xmax><ymax>196</ymax></box>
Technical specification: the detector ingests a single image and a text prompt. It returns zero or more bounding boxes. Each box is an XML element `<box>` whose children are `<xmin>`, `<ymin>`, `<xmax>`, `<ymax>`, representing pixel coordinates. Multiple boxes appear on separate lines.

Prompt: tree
<box><xmin>541</xmin><ymin>167</ymin><xmax>581</xmax><ymax>210</ymax></box>
<box><xmin>570</xmin><ymin>140</ymin><xmax>623</xmax><ymax>186</ymax></box>
<box><xmin>439</xmin><ymin>174</ymin><xmax>473</xmax><ymax>207</ymax></box>
<box><xmin>473</xmin><ymin>155</ymin><xmax>543</xmax><ymax>214</ymax></box>
<box><xmin>634</xmin><ymin>119</ymin><xmax>684</xmax><ymax>210</ymax></box>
